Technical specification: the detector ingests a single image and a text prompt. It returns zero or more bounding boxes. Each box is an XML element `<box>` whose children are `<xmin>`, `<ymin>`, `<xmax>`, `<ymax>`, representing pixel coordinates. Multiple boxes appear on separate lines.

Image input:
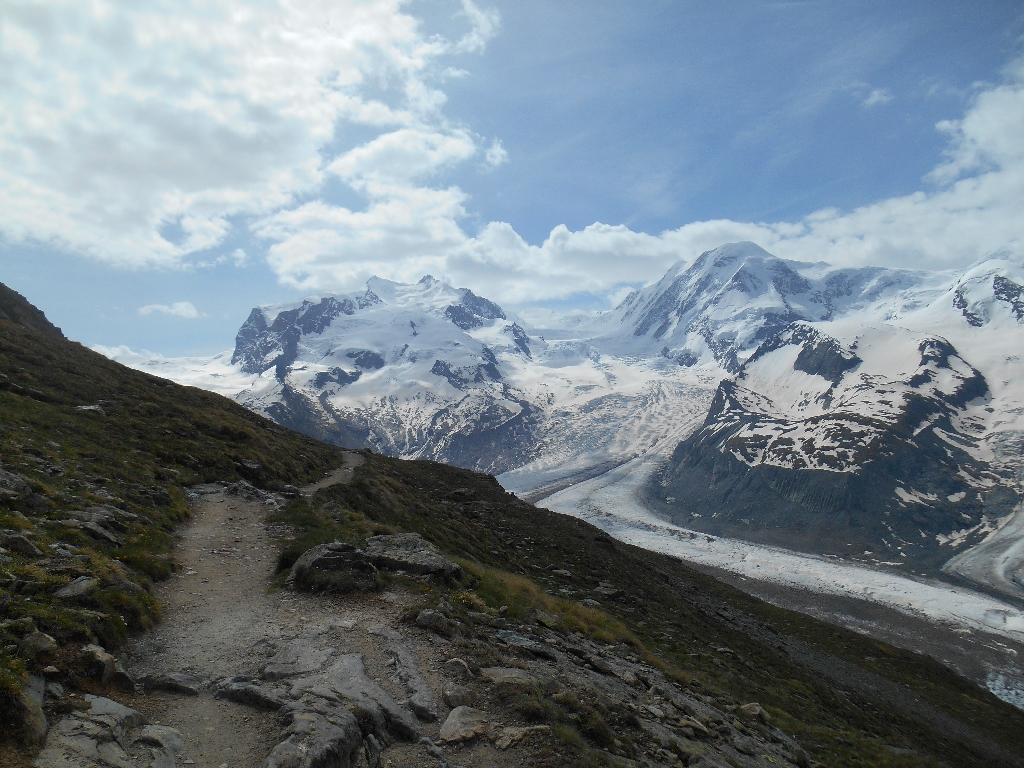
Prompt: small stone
<box><xmin>141</xmin><ymin>672</ymin><xmax>204</xmax><ymax>696</ymax></box>
<box><xmin>80</xmin><ymin>643</ymin><xmax>116</xmax><ymax>683</ymax></box>
<box><xmin>437</xmin><ymin>598</ymin><xmax>455</xmax><ymax>617</ymax></box>
<box><xmin>494</xmin><ymin>725</ymin><xmax>550</xmax><ymax>750</ymax></box>
<box><xmin>442</xmin><ymin>684</ymin><xmax>477</xmax><ymax>708</ymax></box>
<box><xmin>535</xmin><ymin>610</ymin><xmax>560</xmax><ymax>628</ymax></box>
<box><xmin>21</xmin><ymin>631</ymin><xmax>58</xmax><ymax>656</ymax></box>
<box><xmin>480</xmin><ymin>667</ymin><xmax>536</xmax><ymax>685</ymax></box>
<box><xmin>42</xmin><ymin>666</ymin><xmax>60</xmax><ymax>676</ymax></box>
<box><xmin>54</xmin><ymin>576</ymin><xmax>99</xmax><ymax>601</ymax></box>
<box><xmin>581</xmin><ymin>598</ymin><xmax>600</xmax><ymax>608</ymax></box>
<box><xmin>415</xmin><ymin>608</ymin><xmax>452</xmax><ymax>634</ymax></box>
<box><xmin>439</xmin><ymin>706</ymin><xmax>488</xmax><ymax>743</ymax></box>
<box><xmin>17</xmin><ymin>675</ymin><xmax>47</xmax><ymax>745</ymax></box>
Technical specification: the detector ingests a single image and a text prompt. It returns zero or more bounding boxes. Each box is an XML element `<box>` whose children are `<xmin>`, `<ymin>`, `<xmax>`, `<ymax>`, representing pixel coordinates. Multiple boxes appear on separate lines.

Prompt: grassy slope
<box><xmin>277</xmin><ymin>453</ymin><xmax>1024</xmax><ymax>768</ymax></box>
<box><xmin>0</xmin><ymin>303</ymin><xmax>342</xmax><ymax>743</ymax></box>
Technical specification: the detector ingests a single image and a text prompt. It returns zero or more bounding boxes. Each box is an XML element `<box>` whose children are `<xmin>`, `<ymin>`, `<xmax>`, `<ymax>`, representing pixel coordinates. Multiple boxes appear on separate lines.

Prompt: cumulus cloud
<box><xmin>138</xmin><ymin>302</ymin><xmax>201</xmax><ymax>318</ymax></box>
<box><xmin>0</xmin><ymin>0</ymin><xmax>499</xmax><ymax>266</ymax></box>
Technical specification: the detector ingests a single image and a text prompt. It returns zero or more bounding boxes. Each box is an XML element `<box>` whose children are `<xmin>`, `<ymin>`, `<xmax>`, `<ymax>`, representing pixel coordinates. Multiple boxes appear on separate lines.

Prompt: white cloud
<box><xmin>138</xmin><ymin>301</ymin><xmax>201</xmax><ymax>318</ymax></box>
<box><xmin>484</xmin><ymin>138</ymin><xmax>508</xmax><ymax>168</ymax></box>
<box><xmin>862</xmin><ymin>88</ymin><xmax>893</xmax><ymax>107</ymax></box>
<box><xmin>0</xmin><ymin>0</ymin><xmax>499</xmax><ymax>266</ymax></box>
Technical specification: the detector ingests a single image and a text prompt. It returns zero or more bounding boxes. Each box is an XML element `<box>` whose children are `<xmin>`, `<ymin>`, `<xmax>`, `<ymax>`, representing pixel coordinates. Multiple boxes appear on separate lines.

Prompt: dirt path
<box><xmin>121</xmin><ymin>451</ymin><xmax>379</xmax><ymax>767</ymax></box>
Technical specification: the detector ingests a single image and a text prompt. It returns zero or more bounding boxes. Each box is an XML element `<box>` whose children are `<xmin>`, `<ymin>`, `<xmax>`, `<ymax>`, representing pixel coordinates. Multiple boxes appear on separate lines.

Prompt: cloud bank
<box><xmin>138</xmin><ymin>301</ymin><xmax>201</xmax><ymax>318</ymax></box>
<box><xmin>2</xmin><ymin>2</ymin><xmax>1021</xmax><ymax>308</ymax></box>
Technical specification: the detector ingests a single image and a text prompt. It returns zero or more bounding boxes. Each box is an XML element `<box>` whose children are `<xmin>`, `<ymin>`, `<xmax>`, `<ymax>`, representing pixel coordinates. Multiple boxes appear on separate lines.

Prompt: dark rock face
<box><xmin>0</xmin><ymin>282</ymin><xmax>65</xmax><ymax>338</ymax></box>
<box><xmin>346</xmin><ymin>350</ymin><xmax>385</xmax><ymax>370</ymax></box>
<box><xmin>745</xmin><ymin>325</ymin><xmax>861</xmax><ymax>385</ymax></box>
<box><xmin>312</xmin><ymin>368</ymin><xmax>361</xmax><ymax>389</ymax></box>
<box><xmin>430</xmin><ymin>352</ymin><xmax>502</xmax><ymax>390</ymax></box>
<box><xmin>444</xmin><ymin>289</ymin><xmax>506</xmax><ymax>331</ymax></box>
<box><xmin>993</xmin><ymin>275</ymin><xmax>1024</xmax><ymax>320</ymax></box>
<box><xmin>232</xmin><ymin>293</ymin><xmax>378</xmax><ymax>377</ymax></box>
<box><xmin>503</xmin><ymin>322</ymin><xmax>532</xmax><ymax>358</ymax></box>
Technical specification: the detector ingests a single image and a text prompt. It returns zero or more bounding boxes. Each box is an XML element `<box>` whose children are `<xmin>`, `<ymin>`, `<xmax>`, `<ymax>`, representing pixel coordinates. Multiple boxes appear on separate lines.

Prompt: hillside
<box><xmin>0</xmin><ymin>287</ymin><xmax>342</xmax><ymax>748</ymax></box>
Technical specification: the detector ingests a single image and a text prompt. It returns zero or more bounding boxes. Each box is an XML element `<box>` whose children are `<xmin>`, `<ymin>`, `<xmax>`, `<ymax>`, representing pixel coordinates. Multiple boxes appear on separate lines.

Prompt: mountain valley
<box><xmin>8</xmin><ymin>278</ymin><xmax>1024</xmax><ymax>766</ymax></box>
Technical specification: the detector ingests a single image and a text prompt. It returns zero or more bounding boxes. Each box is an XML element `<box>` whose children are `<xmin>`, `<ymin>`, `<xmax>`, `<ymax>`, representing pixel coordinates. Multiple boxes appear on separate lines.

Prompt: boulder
<box><xmin>364</xmin><ymin>533</ymin><xmax>461</xmax><ymax>577</ymax></box>
<box><xmin>140</xmin><ymin>671</ymin><xmax>203</xmax><ymax>696</ymax></box>
<box><xmin>439</xmin><ymin>706</ymin><xmax>488</xmax><ymax>743</ymax></box>
<box><xmin>21</xmin><ymin>631</ymin><xmax>58</xmax><ymax>657</ymax></box>
<box><xmin>442</xmin><ymin>684</ymin><xmax>478</xmax><ymax>707</ymax></box>
<box><xmin>0</xmin><ymin>467</ymin><xmax>29</xmax><ymax>500</ymax></box>
<box><xmin>0</xmin><ymin>531</ymin><xmax>43</xmax><ymax>557</ymax></box>
<box><xmin>415</xmin><ymin>608</ymin><xmax>453</xmax><ymax>634</ymax></box>
<box><xmin>494</xmin><ymin>725</ymin><xmax>550</xmax><ymax>750</ymax></box>
<box><xmin>287</xmin><ymin>541</ymin><xmax>378</xmax><ymax>593</ymax></box>
<box><xmin>19</xmin><ymin>675</ymin><xmax>48</xmax><ymax>745</ymax></box>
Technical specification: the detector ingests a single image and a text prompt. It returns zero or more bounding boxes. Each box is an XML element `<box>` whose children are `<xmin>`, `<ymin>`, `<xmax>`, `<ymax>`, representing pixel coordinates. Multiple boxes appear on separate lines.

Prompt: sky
<box><xmin>1</xmin><ymin>0</ymin><xmax>1023</xmax><ymax>355</ymax></box>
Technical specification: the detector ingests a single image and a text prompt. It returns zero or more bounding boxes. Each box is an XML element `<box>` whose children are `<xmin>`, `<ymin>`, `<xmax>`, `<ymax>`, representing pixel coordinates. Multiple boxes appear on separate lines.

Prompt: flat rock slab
<box><xmin>140</xmin><ymin>672</ymin><xmax>203</xmax><ymax>696</ymax></box>
<box><xmin>480</xmin><ymin>667</ymin><xmax>537</xmax><ymax>685</ymax></box>
<box><xmin>288</xmin><ymin>652</ymin><xmax>422</xmax><ymax>742</ymax></box>
<box><xmin>439</xmin><ymin>706</ymin><xmax>488</xmax><ymax>743</ymax></box>
<box><xmin>365</xmin><ymin>533</ymin><xmax>460</xmax><ymax>577</ymax></box>
<box><xmin>263</xmin><ymin>632</ymin><xmax>336</xmax><ymax>681</ymax></box>
<box><xmin>33</xmin><ymin>695</ymin><xmax>183</xmax><ymax>768</ymax></box>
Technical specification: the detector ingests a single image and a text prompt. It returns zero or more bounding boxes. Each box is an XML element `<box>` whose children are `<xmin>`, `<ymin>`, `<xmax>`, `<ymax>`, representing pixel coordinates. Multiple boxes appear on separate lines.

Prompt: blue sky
<box><xmin>1</xmin><ymin>0</ymin><xmax>1022</xmax><ymax>354</ymax></box>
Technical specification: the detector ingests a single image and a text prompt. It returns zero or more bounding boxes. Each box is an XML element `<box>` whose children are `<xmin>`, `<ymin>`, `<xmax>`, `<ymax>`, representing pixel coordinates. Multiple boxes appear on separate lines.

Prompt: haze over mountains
<box><xmin>109</xmin><ymin>242</ymin><xmax>1024</xmax><ymax>596</ymax></box>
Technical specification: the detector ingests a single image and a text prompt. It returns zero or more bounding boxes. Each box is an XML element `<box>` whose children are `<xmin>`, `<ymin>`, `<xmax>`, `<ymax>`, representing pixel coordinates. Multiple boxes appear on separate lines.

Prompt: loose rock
<box><xmin>54</xmin><ymin>576</ymin><xmax>99</xmax><ymax>601</ymax></box>
<box><xmin>439</xmin><ymin>706</ymin><xmax>488</xmax><ymax>743</ymax></box>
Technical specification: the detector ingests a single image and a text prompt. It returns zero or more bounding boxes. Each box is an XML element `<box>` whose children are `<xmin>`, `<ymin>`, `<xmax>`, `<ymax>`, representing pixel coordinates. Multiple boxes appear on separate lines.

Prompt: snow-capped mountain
<box><xmin>106</xmin><ymin>242</ymin><xmax>1024</xmax><ymax>588</ymax></box>
<box><xmin>135</xmin><ymin>273</ymin><xmax>717</xmax><ymax>479</ymax></box>
<box><xmin>648</xmin><ymin>254</ymin><xmax>1024</xmax><ymax>577</ymax></box>
<box><xmin>607</xmin><ymin>241</ymin><xmax>939</xmax><ymax>370</ymax></box>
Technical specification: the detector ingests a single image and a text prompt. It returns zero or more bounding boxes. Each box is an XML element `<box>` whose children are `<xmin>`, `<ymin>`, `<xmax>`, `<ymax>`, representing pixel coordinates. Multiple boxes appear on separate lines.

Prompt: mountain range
<box><xmin>111</xmin><ymin>242</ymin><xmax>1024</xmax><ymax>593</ymax></box>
